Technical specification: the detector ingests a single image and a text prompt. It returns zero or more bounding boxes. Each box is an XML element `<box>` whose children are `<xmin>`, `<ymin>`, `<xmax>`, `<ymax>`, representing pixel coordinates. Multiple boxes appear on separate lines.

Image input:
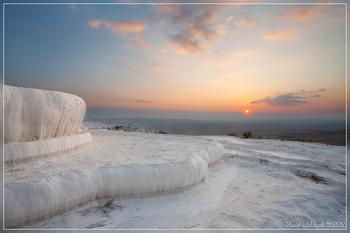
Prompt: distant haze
<box><xmin>85</xmin><ymin>107</ymin><xmax>345</xmax><ymax>136</ymax></box>
<box><xmin>86</xmin><ymin>107</ymin><xmax>344</xmax><ymax>122</ymax></box>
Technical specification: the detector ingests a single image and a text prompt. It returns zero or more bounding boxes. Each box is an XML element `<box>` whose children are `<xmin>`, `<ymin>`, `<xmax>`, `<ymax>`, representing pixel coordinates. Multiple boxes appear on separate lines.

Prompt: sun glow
<box><xmin>244</xmin><ymin>109</ymin><xmax>250</xmax><ymax>114</ymax></box>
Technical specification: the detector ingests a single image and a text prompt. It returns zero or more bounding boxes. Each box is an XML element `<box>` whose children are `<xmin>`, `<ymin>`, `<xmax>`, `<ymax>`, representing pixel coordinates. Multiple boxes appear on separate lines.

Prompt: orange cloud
<box><xmin>262</xmin><ymin>29</ymin><xmax>297</xmax><ymax>42</ymax></box>
<box><xmin>89</xmin><ymin>19</ymin><xmax>149</xmax><ymax>50</ymax></box>
<box><xmin>88</xmin><ymin>19</ymin><xmax>147</xmax><ymax>35</ymax></box>
<box><xmin>279</xmin><ymin>6</ymin><xmax>322</xmax><ymax>21</ymax></box>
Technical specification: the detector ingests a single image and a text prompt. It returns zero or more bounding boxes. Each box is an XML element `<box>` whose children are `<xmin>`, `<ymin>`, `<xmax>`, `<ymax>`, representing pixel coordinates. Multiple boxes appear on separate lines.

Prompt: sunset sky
<box><xmin>4</xmin><ymin>3</ymin><xmax>346</xmax><ymax>115</ymax></box>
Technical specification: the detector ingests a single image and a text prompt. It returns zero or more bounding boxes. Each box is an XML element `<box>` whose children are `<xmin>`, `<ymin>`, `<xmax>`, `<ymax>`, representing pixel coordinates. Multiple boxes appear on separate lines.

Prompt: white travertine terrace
<box><xmin>4</xmin><ymin>85</ymin><xmax>92</xmax><ymax>162</ymax></box>
<box><xmin>4</xmin><ymin>133</ymin><xmax>92</xmax><ymax>162</ymax></box>
<box><xmin>4</xmin><ymin>85</ymin><xmax>86</xmax><ymax>143</ymax></box>
<box><xmin>5</xmin><ymin>130</ymin><xmax>225</xmax><ymax>227</ymax></box>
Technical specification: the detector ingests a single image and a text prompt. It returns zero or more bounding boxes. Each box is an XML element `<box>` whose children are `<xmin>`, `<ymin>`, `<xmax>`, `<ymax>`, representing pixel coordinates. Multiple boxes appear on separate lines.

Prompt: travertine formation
<box><xmin>4</xmin><ymin>85</ymin><xmax>225</xmax><ymax>228</ymax></box>
<box><xmin>4</xmin><ymin>85</ymin><xmax>86</xmax><ymax>143</ymax></box>
<box><xmin>4</xmin><ymin>85</ymin><xmax>92</xmax><ymax>162</ymax></box>
<box><xmin>5</xmin><ymin>130</ymin><xmax>225</xmax><ymax>227</ymax></box>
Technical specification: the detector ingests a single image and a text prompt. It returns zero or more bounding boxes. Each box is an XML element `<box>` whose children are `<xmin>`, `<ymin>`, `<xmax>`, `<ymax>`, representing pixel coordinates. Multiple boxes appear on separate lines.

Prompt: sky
<box><xmin>4</xmin><ymin>3</ymin><xmax>346</xmax><ymax>116</ymax></box>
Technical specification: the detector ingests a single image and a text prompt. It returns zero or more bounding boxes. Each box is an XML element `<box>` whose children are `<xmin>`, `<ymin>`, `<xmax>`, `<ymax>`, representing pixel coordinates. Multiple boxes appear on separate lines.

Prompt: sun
<box><xmin>244</xmin><ymin>109</ymin><xmax>250</xmax><ymax>114</ymax></box>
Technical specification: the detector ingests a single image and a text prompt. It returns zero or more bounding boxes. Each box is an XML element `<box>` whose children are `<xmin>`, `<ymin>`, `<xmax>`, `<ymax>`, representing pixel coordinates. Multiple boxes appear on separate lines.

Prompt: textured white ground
<box><xmin>4</xmin><ymin>127</ymin><xmax>346</xmax><ymax>229</ymax></box>
<box><xmin>5</xmin><ymin>130</ymin><xmax>224</xmax><ymax>183</ymax></box>
<box><xmin>20</xmin><ymin>133</ymin><xmax>346</xmax><ymax>229</ymax></box>
<box><xmin>5</xmin><ymin>129</ymin><xmax>224</xmax><ymax>227</ymax></box>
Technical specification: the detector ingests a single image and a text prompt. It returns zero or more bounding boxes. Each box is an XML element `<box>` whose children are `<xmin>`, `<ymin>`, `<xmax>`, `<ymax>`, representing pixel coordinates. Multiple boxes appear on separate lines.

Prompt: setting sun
<box><xmin>244</xmin><ymin>109</ymin><xmax>250</xmax><ymax>114</ymax></box>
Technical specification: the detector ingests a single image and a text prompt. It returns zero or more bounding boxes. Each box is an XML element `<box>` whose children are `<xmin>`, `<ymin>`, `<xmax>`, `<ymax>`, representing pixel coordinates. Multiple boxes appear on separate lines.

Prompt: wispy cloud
<box><xmin>236</xmin><ymin>18</ymin><xmax>255</xmax><ymax>28</ymax></box>
<box><xmin>262</xmin><ymin>29</ymin><xmax>297</xmax><ymax>42</ymax></box>
<box><xmin>168</xmin><ymin>33</ymin><xmax>202</xmax><ymax>53</ymax></box>
<box><xmin>88</xmin><ymin>19</ymin><xmax>147</xmax><ymax>35</ymax></box>
<box><xmin>155</xmin><ymin>5</ymin><xmax>179</xmax><ymax>15</ymax></box>
<box><xmin>155</xmin><ymin>5</ymin><xmax>225</xmax><ymax>53</ymax></box>
<box><xmin>88</xmin><ymin>19</ymin><xmax>149</xmax><ymax>50</ymax></box>
<box><xmin>203</xmin><ymin>49</ymin><xmax>257</xmax><ymax>68</ymax></box>
<box><xmin>279</xmin><ymin>6</ymin><xmax>322</xmax><ymax>21</ymax></box>
<box><xmin>251</xmin><ymin>88</ymin><xmax>326</xmax><ymax>106</ymax></box>
<box><xmin>226</xmin><ymin>16</ymin><xmax>255</xmax><ymax>29</ymax></box>
<box><xmin>132</xmin><ymin>34</ymin><xmax>151</xmax><ymax>50</ymax></box>
<box><xmin>132</xmin><ymin>99</ymin><xmax>153</xmax><ymax>104</ymax></box>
